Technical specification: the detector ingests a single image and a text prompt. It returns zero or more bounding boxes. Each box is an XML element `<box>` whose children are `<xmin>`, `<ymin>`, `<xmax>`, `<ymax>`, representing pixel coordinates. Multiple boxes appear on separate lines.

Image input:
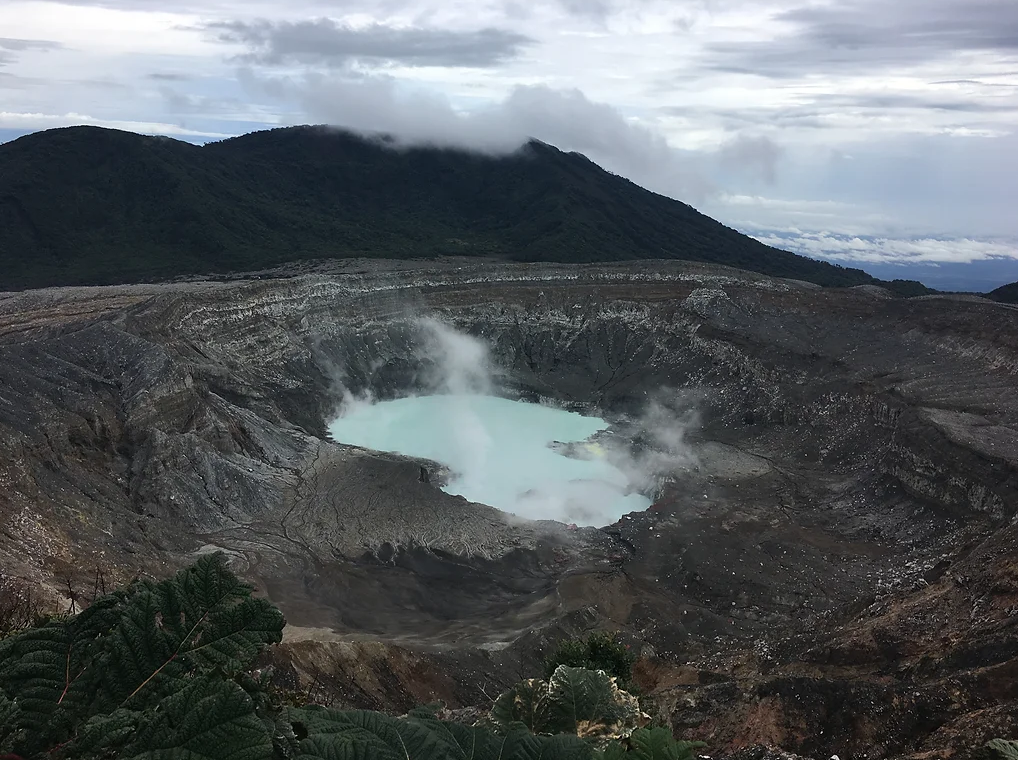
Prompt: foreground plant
<box><xmin>544</xmin><ymin>631</ymin><xmax>636</xmax><ymax>689</ymax></box>
<box><xmin>0</xmin><ymin>554</ymin><xmax>701</xmax><ymax>760</ymax></box>
<box><xmin>0</xmin><ymin>553</ymin><xmax>284</xmax><ymax>759</ymax></box>
<box><xmin>488</xmin><ymin>665</ymin><xmax>645</xmax><ymax>745</ymax></box>
<box><xmin>983</xmin><ymin>739</ymin><xmax>1018</xmax><ymax>759</ymax></box>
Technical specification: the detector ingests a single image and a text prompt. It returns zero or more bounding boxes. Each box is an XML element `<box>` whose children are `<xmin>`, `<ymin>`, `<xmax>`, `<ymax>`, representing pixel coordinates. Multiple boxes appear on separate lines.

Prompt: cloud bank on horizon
<box><xmin>0</xmin><ymin>0</ymin><xmax>1016</xmax><ymax>281</ymax></box>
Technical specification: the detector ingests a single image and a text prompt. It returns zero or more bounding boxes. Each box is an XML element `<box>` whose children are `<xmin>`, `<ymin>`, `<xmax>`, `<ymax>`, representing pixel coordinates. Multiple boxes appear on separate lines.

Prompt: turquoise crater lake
<box><xmin>328</xmin><ymin>395</ymin><xmax>651</xmax><ymax>526</ymax></box>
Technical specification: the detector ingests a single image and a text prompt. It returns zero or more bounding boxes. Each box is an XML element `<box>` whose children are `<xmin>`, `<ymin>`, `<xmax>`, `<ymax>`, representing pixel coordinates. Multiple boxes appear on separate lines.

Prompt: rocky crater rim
<box><xmin>1</xmin><ymin>260</ymin><xmax>1017</xmax><ymax>758</ymax></box>
<box><xmin>1</xmin><ymin>259</ymin><xmax>1016</xmax><ymax>635</ymax></box>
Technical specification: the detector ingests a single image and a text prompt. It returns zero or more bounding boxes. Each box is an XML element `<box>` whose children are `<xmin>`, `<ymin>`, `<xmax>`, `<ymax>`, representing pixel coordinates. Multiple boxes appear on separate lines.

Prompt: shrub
<box><xmin>488</xmin><ymin>665</ymin><xmax>644</xmax><ymax>746</ymax></box>
<box><xmin>544</xmin><ymin>631</ymin><xmax>637</xmax><ymax>688</ymax></box>
<box><xmin>0</xmin><ymin>556</ymin><xmax>698</xmax><ymax>760</ymax></box>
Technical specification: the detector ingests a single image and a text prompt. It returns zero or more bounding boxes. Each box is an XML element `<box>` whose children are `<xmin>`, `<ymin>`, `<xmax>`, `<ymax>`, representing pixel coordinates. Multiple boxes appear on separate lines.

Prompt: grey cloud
<box><xmin>780</xmin><ymin>0</ymin><xmax>1018</xmax><ymax>53</ymax></box>
<box><xmin>503</xmin><ymin>0</ymin><xmax>641</xmax><ymax>23</ymax></box>
<box><xmin>717</xmin><ymin>134</ymin><xmax>783</xmax><ymax>184</ymax></box>
<box><xmin>660</xmin><ymin>87</ymin><xmax>1018</xmax><ymax>137</ymax></box>
<box><xmin>0</xmin><ymin>38</ymin><xmax>65</xmax><ymax>52</ymax></box>
<box><xmin>555</xmin><ymin>0</ymin><xmax>613</xmax><ymax>21</ymax></box>
<box><xmin>930</xmin><ymin>78</ymin><xmax>1018</xmax><ymax>88</ymax></box>
<box><xmin>814</xmin><ymin>91</ymin><xmax>1018</xmax><ymax>114</ymax></box>
<box><xmin>148</xmin><ymin>72</ymin><xmax>193</xmax><ymax>82</ymax></box>
<box><xmin>209</xmin><ymin>18</ymin><xmax>533</xmax><ymax>68</ymax></box>
<box><xmin>0</xmin><ymin>38</ymin><xmax>63</xmax><ymax>69</ymax></box>
<box><xmin>160</xmin><ymin>87</ymin><xmax>244</xmax><ymax>115</ymax></box>
<box><xmin>243</xmin><ymin>70</ymin><xmax>713</xmax><ymax>200</ymax></box>
<box><xmin>0</xmin><ymin>72</ymin><xmax>61</xmax><ymax>88</ymax></box>
<box><xmin>703</xmin><ymin>0</ymin><xmax>1018</xmax><ymax>78</ymax></box>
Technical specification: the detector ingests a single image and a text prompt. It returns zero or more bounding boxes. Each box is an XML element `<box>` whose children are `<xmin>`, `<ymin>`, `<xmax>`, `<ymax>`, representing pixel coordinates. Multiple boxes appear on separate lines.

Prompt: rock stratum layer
<box><xmin>0</xmin><ymin>258</ymin><xmax>1016</xmax><ymax>759</ymax></box>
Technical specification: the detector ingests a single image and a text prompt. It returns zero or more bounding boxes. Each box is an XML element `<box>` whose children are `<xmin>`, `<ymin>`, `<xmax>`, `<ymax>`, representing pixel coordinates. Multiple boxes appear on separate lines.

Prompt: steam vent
<box><xmin>2</xmin><ymin>257</ymin><xmax>1018</xmax><ymax>758</ymax></box>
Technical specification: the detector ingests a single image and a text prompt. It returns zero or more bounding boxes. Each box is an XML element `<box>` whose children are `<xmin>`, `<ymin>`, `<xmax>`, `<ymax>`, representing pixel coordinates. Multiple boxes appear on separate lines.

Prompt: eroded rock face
<box><xmin>1</xmin><ymin>258</ymin><xmax>1016</xmax><ymax>758</ymax></box>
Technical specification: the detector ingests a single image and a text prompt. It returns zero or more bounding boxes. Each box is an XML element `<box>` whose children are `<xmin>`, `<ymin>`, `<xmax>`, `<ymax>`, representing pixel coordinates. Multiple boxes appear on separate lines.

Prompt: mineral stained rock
<box><xmin>1</xmin><ymin>258</ymin><xmax>1016</xmax><ymax>759</ymax></box>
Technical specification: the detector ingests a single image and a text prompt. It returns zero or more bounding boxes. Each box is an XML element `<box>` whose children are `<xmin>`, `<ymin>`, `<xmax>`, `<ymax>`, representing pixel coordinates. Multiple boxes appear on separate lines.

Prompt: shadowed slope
<box><xmin>988</xmin><ymin>280</ymin><xmax>1018</xmax><ymax>304</ymax></box>
<box><xmin>0</xmin><ymin>125</ymin><xmax>920</xmax><ymax>292</ymax></box>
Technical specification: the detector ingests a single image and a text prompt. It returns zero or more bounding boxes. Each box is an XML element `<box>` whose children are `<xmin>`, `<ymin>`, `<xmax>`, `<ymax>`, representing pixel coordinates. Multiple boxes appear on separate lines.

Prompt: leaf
<box><xmin>596</xmin><ymin>743</ymin><xmax>627</xmax><ymax>760</ymax></box>
<box><xmin>406</xmin><ymin>714</ymin><xmax>502</xmax><ymax>760</ymax></box>
<box><xmin>71</xmin><ymin>553</ymin><xmax>285</xmax><ymax>713</ymax></box>
<box><xmin>288</xmin><ymin>706</ymin><xmax>453</xmax><ymax>760</ymax></box>
<box><xmin>625</xmin><ymin>729</ymin><xmax>705</xmax><ymax>760</ymax></box>
<box><xmin>120</xmin><ymin>676</ymin><xmax>274</xmax><ymax>760</ymax></box>
<box><xmin>540</xmin><ymin>667</ymin><xmax>641</xmax><ymax>742</ymax></box>
<box><xmin>406</xmin><ymin>710</ymin><xmax>593</xmax><ymax>760</ymax></box>
<box><xmin>59</xmin><ymin>677</ymin><xmax>275</xmax><ymax>760</ymax></box>
<box><xmin>289</xmin><ymin>707</ymin><xmax>595</xmax><ymax>760</ymax></box>
<box><xmin>0</xmin><ymin>690</ymin><xmax>24</xmax><ymax>752</ymax></box>
<box><xmin>498</xmin><ymin>731</ymin><xmax>594</xmax><ymax>760</ymax></box>
<box><xmin>0</xmin><ymin>554</ymin><xmax>283</xmax><ymax>757</ymax></box>
<box><xmin>490</xmin><ymin>679</ymin><xmax>545</xmax><ymax>733</ymax></box>
<box><xmin>62</xmin><ymin>709</ymin><xmax>144</xmax><ymax>758</ymax></box>
<box><xmin>985</xmin><ymin>740</ymin><xmax>1018</xmax><ymax>760</ymax></box>
<box><xmin>0</xmin><ymin>592</ymin><xmax>131</xmax><ymax>752</ymax></box>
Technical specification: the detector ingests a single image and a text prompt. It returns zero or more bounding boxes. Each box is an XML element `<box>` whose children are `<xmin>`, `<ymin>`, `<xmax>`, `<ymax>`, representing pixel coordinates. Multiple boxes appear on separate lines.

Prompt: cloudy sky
<box><xmin>1</xmin><ymin>0</ymin><xmax>1017</xmax><ymax>288</ymax></box>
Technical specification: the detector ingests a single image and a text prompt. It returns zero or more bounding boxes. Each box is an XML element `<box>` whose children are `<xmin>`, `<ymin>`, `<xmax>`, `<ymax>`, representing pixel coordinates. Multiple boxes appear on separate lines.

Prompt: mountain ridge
<box><xmin>0</xmin><ymin>124</ymin><xmax>927</xmax><ymax>294</ymax></box>
<box><xmin>988</xmin><ymin>281</ymin><xmax>1018</xmax><ymax>304</ymax></box>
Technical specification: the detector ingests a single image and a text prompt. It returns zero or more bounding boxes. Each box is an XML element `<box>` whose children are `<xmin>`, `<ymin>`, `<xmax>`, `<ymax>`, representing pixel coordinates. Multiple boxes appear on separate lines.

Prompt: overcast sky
<box><xmin>1</xmin><ymin>0</ymin><xmax>1017</xmax><ymax>284</ymax></box>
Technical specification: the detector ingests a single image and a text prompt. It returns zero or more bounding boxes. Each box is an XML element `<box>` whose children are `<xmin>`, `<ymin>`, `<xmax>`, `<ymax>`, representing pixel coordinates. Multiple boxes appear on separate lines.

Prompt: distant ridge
<box><xmin>0</xmin><ymin>125</ymin><xmax>928</xmax><ymax>294</ymax></box>
<box><xmin>987</xmin><ymin>281</ymin><xmax>1018</xmax><ymax>304</ymax></box>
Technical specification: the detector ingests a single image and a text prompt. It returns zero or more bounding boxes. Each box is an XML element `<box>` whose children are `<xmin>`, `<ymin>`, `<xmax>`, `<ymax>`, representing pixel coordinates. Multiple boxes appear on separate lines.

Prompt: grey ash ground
<box><xmin>1</xmin><ymin>258</ymin><xmax>1016</xmax><ymax>759</ymax></box>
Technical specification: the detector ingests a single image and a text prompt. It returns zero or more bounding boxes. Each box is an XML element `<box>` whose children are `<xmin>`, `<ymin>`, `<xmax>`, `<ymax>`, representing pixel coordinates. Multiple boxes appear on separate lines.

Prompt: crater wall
<box><xmin>1</xmin><ymin>259</ymin><xmax>1017</xmax><ymax>756</ymax></box>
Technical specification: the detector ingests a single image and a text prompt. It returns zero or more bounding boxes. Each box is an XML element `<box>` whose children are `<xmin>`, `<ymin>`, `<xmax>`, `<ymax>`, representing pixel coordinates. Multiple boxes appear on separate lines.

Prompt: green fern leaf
<box><xmin>490</xmin><ymin>678</ymin><xmax>544</xmax><ymax>733</ymax></box>
<box><xmin>288</xmin><ymin>707</ymin><xmax>594</xmax><ymax>760</ymax></box>
<box><xmin>985</xmin><ymin>740</ymin><xmax>1018</xmax><ymax>760</ymax></box>
<box><xmin>496</xmin><ymin>731</ymin><xmax>594</xmax><ymax>760</ymax></box>
<box><xmin>287</xmin><ymin>707</ymin><xmax>452</xmax><ymax>760</ymax></box>
<box><xmin>62</xmin><ymin>678</ymin><xmax>277</xmax><ymax>760</ymax></box>
<box><xmin>0</xmin><ymin>592</ymin><xmax>131</xmax><ymax>751</ymax></box>
<box><xmin>71</xmin><ymin>553</ymin><xmax>284</xmax><ymax>713</ymax></box>
<box><xmin>63</xmin><ymin>709</ymin><xmax>144</xmax><ymax>758</ymax></box>
<box><xmin>405</xmin><ymin>708</ymin><xmax>592</xmax><ymax>760</ymax></box>
<box><xmin>116</xmin><ymin>676</ymin><xmax>274</xmax><ymax>760</ymax></box>
<box><xmin>541</xmin><ymin>667</ymin><xmax>641</xmax><ymax>742</ymax></box>
<box><xmin>596</xmin><ymin>743</ymin><xmax>627</xmax><ymax>760</ymax></box>
<box><xmin>0</xmin><ymin>554</ymin><xmax>283</xmax><ymax>757</ymax></box>
<box><xmin>625</xmin><ymin>728</ymin><xmax>705</xmax><ymax>760</ymax></box>
<box><xmin>0</xmin><ymin>690</ymin><xmax>24</xmax><ymax>752</ymax></box>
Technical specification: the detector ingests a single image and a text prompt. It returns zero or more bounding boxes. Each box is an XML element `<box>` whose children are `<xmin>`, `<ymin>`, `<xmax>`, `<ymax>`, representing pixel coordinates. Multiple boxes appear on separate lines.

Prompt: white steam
<box><xmin>415</xmin><ymin>317</ymin><xmax>494</xmax><ymax>396</ymax></box>
<box><xmin>613</xmin><ymin>393</ymin><xmax>701</xmax><ymax>495</ymax></box>
<box><xmin>327</xmin><ymin>318</ymin><xmax>699</xmax><ymax>526</ymax></box>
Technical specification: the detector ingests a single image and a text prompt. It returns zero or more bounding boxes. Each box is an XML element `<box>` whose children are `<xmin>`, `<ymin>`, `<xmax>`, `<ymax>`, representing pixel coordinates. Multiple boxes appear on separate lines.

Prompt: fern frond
<box><xmin>119</xmin><ymin>676</ymin><xmax>274</xmax><ymax>760</ymax></box>
<box><xmin>625</xmin><ymin>728</ymin><xmax>705</xmax><ymax>760</ymax></box>
<box><xmin>0</xmin><ymin>690</ymin><xmax>24</xmax><ymax>752</ymax></box>
<box><xmin>985</xmin><ymin>739</ymin><xmax>1018</xmax><ymax>760</ymax></box>
<box><xmin>75</xmin><ymin>553</ymin><xmax>284</xmax><ymax>712</ymax></box>
<box><xmin>0</xmin><ymin>554</ymin><xmax>283</xmax><ymax>757</ymax></box>
<box><xmin>488</xmin><ymin>667</ymin><xmax>642</xmax><ymax>745</ymax></box>
<box><xmin>286</xmin><ymin>705</ymin><xmax>595</xmax><ymax>760</ymax></box>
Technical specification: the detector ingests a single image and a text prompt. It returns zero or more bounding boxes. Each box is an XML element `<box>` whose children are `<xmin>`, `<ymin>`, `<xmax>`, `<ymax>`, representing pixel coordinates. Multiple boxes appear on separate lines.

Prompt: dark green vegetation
<box><xmin>543</xmin><ymin>632</ymin><xmax>636</xmax><ymax>689</ymax></box>
<box><xmin>988</xmin><ymin>281</ymin><xmax>1018</xmax><ymax>304</ymax></box>
<box><xmin>982</xmin><ymin>740</ymin><xmax>1018</xmax><ymax>759</ymax></box>
<box><xmin>0</xmin><ymin>125</ymin><xmax>929</xmax><ymax>294</ymax></box>
<box><xmin>0</xmin><ymin>554</ymin><xmax>701</xmax><ymax>759</ymax></box>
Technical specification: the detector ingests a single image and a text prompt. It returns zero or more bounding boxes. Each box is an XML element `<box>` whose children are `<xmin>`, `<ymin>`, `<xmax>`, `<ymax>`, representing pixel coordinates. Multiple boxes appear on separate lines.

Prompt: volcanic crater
<box><xmin>2</xmin><ymin>258</ymin><xmax>1017</xmax><ymax>758</ymax></box>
